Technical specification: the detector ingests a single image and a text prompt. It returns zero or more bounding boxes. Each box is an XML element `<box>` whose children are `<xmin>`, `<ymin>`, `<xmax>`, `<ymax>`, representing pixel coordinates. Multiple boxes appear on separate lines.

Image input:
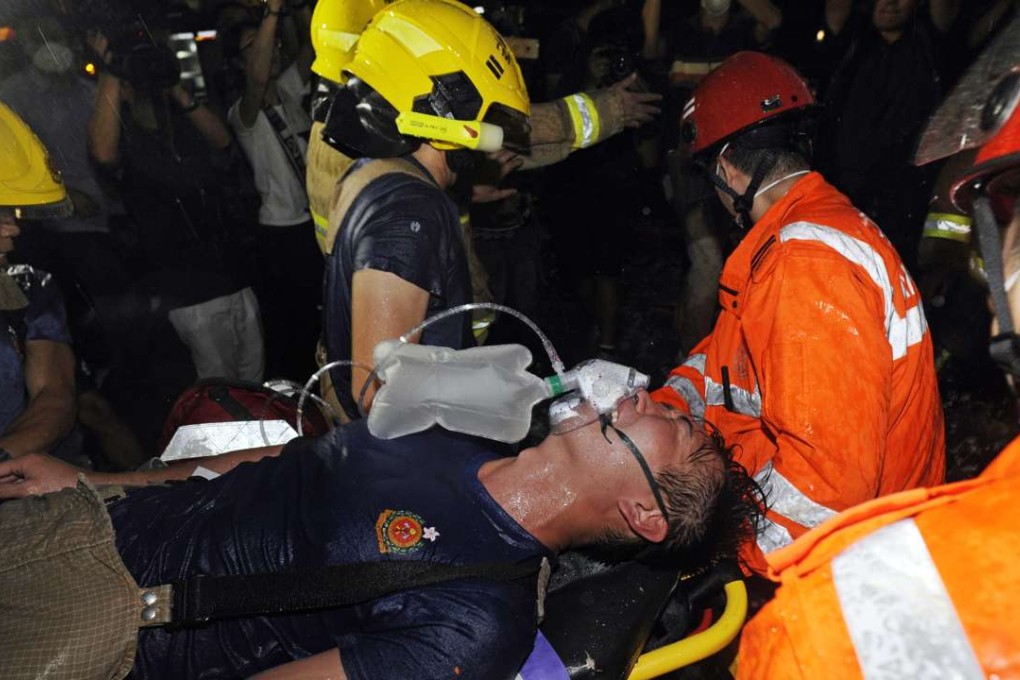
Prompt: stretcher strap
<box><xmin>167</xmin><ymin>557</ymin><xmax>548</xmax><ymax>628</ymax></box>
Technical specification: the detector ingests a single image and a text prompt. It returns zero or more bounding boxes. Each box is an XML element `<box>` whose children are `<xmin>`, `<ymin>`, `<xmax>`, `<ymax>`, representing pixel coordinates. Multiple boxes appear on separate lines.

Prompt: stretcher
<box><xmin>525</xmin><ymin>552</ymin><xmax>746</xmax><ymax>679</ymax></box>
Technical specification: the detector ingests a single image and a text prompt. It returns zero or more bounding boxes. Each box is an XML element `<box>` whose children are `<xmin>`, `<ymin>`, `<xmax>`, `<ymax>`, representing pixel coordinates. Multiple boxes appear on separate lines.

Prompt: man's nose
<box><xmin>633</xmin><ymin>389</ymin><xmax>659</xmax><ymax>415</ymax></box>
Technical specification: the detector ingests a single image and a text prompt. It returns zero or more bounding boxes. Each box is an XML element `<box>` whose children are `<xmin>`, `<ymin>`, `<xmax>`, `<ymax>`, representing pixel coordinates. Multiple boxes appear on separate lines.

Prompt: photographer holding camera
<box><xmin>86</xmin><ymin>24</ymin><xmax>265</xmax><ymax>446</ymax></box>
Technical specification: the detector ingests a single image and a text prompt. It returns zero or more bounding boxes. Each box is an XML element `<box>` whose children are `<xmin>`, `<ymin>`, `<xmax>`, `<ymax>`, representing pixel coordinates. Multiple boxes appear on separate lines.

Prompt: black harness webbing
<box><xmin>263</xmin><ymin>104</ymin><xmax>307</xmax><ymax>184</ymax></box>
<box><xmin>167</xmin><ymin>557</ymin><xmax>547</xmax><ymax>628</ymax></box>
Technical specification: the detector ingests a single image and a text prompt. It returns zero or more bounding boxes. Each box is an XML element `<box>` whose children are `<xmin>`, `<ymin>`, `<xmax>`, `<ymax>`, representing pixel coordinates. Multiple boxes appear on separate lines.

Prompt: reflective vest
<box><xmin>737</xmin><ymin>435</ymin><xmax>1020</xmax><ymax>679</ymax></box>
<box><xmin>653</xmin><ymin>173</ymin><xmax>945</xmax><ymax>571</ymax></box>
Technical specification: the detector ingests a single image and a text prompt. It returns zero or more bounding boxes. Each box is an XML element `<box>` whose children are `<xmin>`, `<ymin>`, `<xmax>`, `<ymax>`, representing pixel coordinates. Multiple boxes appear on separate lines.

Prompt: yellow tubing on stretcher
<box><xmin>628</xmin><ymin>580</ymin><xmax>748</xmax><ymax>680</ymax></box>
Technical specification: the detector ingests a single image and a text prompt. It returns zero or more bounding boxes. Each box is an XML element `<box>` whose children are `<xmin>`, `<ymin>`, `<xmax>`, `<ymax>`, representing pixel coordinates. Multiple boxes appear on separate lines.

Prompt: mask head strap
<box><xmin>707</xmin><ymin>142</ymin><xmax>778</xmax><ymax>230</ymax></box>
<box><xmin>599</xmin><ymin>414</ymin><xmax>670</xmax><ymax>520</ymax></box>
<box><xmin>709</xmin><ymin>128</ymin><xmax>787</xmax><ymax>230</ymax></box>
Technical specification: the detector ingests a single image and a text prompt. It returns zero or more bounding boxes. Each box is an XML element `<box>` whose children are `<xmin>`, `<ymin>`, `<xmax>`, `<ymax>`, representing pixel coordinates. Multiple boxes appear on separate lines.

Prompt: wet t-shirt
<box><xmin>323</xmin><ymin>158</ymin><xmax>472</xmax><ymax>420</ymax></box>
<box><xmin>0</xmin><ymin>266</ymin><xmax>72</xmax><ymax>435</ymax></box>
<box><xmin>110</xmin><ymin>421</ymin><xmax>548</xmax><ymax>679</ymax></box>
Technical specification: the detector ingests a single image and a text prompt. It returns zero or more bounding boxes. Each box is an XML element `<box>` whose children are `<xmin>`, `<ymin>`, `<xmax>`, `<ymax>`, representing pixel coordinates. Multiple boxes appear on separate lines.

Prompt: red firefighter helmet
<box><xmin>951</xmin><ymin>69</ymin><xmax>1020</xmax><ymax>215</ymax></box>
<box><xmin>681</xmin><ymin>51</ymin><xmax>815</xmax><ymax>157</ymax></box>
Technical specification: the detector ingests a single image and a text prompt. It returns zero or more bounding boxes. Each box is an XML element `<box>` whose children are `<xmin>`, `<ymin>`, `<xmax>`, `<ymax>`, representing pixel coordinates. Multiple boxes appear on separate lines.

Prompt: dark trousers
<box><xmin>254</xmin><ymin>221</ymin><xmax>324</xmax><ymax>382</ymax></box>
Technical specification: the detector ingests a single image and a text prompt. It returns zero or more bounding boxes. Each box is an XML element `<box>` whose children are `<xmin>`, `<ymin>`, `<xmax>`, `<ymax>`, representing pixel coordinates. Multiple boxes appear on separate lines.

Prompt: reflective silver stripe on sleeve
<box><xmin>683</xmin><ymin>352</ymin><xmax>707</xmax><ymax>374</ymax></box>
<box><xmin>780</xmin><ymin>222</ymin><xmax>928</xmax><ymax>361</ymax></box>
<box><xmin>705</xmin><ymin>376</ymin><xmax>761</xmax><ymax>418</ymax></box>
<box><xmin>755</xmin><ymin>517</ymin><xmax>794</xmax><ymax>554</ymax></box>
<box><xmin>663</xmin><ymin>353</ymin><xmax>708</xmax><ymax>419</ymax></box>
<box><xmin>754</xmin><ymin>461</ymin><xmax>839</xmax><ymax>529</ymax></box>
<box><xmin>664</xmin><ymin>375</ymin><xmax>706</xmax><ymax>421</ymax></box>
<box><xmin>833</xmin><ymin>519</ymin><xmax>984</xmax><ymax>680</ymax></box>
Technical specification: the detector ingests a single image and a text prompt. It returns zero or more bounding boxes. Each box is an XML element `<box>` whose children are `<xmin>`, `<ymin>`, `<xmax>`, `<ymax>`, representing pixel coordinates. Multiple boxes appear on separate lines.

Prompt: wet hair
<box><xmin>650</xmin><ymin>425</ymin><xmax>766</xmax><ymax>573</ymax></box>
<box><xmin>583</xmin><ymin>424</ymin><xmax>765</xmax><ymax>573</ymax></box>
<box><xmin>721</xmin><ymin>143</ymin><xmax>809</xmax><ymax>187</ymax></box>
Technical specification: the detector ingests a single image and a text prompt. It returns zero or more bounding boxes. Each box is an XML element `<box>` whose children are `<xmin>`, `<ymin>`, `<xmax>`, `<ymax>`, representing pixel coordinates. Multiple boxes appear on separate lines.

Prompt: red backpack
<box><xmin>160</xmin><ymin>379</ymin><xmax>331</xmax><ymax>452</ymax></box>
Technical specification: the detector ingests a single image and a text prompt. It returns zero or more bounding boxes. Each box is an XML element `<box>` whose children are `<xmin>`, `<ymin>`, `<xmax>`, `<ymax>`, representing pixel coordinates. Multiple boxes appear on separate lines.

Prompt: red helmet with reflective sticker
<box><xmin>951</xmin><ymin>69</ymin><xmax>1020</xmax><ymax>214</ymax></box>
<box><xmin>682</xmin><ymin>51</ymin><xmax>815</xmax><ymax>156</ymax></box>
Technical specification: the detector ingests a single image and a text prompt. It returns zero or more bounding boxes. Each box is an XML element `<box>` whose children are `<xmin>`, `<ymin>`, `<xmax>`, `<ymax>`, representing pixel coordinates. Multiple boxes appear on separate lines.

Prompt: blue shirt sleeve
<box><xmin>338</xmin><ymin>580</ymin><xmax>537</xmax><ymax>680</ymax></box>
<box><xmin>352</xmin><ymin>214</ymin><xmax>445</xmax><ymax>297</ymax></box>
<box><xmin>23</xmin><ymin>270</ymin><xmax>72</xmax><ymax>345</ymax></box>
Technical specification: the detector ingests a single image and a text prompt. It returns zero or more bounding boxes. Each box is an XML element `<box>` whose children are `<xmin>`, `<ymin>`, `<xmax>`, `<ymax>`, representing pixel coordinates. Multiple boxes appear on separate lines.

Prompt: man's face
<box><xmin>0</xmin><ymin>216</ymin><xmax>21</xmax><ymax>263</ymax></box>
<box><xmin>872</xmin><ymin>0</ymin><xmax>918</xmax><ymax>33</ymax></box>
<box><xmin>608</xmin><ymin>390</ymin><xmax>712</xmax><ymax>479</ymax></box>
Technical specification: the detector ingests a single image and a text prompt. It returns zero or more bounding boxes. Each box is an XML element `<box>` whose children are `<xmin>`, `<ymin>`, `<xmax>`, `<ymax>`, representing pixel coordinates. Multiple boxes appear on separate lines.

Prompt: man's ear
<box><xmin>716</xmin><ymin>154</ymin><xmax>746</xmax><ymax>193</ymax></box>
<box><xmin>618</xmin><ymin>497</ymin><xmax>668</xmax><ymax>544</ymax></box>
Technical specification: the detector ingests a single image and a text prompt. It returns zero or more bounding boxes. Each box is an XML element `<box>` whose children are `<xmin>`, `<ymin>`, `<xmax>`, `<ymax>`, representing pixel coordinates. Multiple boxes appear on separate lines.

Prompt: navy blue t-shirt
<box><xmin>323</xmin><ymin>158</ymin><xmax>472</xmax><ymax>421</ymax></box>
<box><xmin>0</xmin><ymin>265</ymin><xmax>72</xmax><ymax>435</ymax></box>
<box><xmin>109</xmin><ymin>422</ymin><xmax>550</xmax><ymax>679</ymax></box>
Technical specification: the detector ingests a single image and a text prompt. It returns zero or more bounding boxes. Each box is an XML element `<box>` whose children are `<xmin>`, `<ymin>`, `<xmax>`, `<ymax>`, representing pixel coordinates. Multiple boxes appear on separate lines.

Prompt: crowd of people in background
<box><xmin>0</xmin><ymin>0</ymin><xmax>1015</xmax><ymax>469</ymax></box>
<box><xmin>3</xmin><ymin>0</ymin><xmax>1020</xmax><ymax>677</ymax></box>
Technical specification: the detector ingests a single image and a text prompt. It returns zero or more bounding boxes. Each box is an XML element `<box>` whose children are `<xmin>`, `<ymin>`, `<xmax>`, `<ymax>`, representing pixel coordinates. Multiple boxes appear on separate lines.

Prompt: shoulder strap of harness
<box><xmin>319</xmin><ymin>157</ymin><xmax>435</xmax><ymax>255</ymax></box>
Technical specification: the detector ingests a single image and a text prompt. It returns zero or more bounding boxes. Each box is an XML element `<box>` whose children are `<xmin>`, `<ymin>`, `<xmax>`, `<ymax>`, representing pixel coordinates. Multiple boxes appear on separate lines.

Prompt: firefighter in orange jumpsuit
<box><xmin>653</xmin><ymin>52</ymin><xmax>945</xmax><ymax>571</ymax></box>
<box><xmin>736</xmin><ymin>23</ymin><xmax>1020</xmax><ymax>676</ymax></box>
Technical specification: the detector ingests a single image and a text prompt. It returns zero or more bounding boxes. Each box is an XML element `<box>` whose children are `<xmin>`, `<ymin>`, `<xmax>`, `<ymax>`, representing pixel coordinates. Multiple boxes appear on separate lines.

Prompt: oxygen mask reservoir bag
<box><xmin>369</xmin><ymin>345</ymin><xmax>650</xmax><ymax>442</ymax></box>
<box><xmin>364</xmin><ymin>303</ymin><xmax>651</xmax><ymax>443</ymax></box>
<box><xmin>368</xmin><ymin>340</ymin><xmax>554</xmax><ymax>443</ymax></box>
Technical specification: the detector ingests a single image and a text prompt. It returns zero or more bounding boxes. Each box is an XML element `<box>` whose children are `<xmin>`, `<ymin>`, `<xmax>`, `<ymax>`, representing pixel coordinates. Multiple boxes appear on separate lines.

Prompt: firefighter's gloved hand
<box><xmin>916</xmin><ymin>237</ymin><xmax>971</xmax><ymax>307</ymax></box>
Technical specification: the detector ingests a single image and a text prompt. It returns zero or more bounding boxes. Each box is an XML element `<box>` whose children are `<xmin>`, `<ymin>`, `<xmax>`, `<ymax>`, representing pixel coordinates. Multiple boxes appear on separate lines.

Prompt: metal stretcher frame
<box><xmin>629</xmin><ymin>580</ymin><xmax>749</xmax><ymax>680</ymax></box>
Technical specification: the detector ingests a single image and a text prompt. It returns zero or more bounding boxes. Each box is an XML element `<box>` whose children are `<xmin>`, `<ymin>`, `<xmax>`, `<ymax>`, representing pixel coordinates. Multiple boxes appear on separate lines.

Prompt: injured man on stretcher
<box><xmin>0</xmin><ymin>384</ymin><xmax>760</xmax><ymax>679</ymax></box>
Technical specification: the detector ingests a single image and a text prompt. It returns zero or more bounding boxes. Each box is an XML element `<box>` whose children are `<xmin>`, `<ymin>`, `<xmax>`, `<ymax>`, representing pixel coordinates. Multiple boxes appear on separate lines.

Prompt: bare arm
<box><xmin>825</xmin><ymin>0</ymin><xmax>853</xmax><ymax>35</ymax></box>
<box><xmin>349</xmin><ymin>269</ymin><xmax>429</xmax><ymax>412</ymax></box>
<box><xmin>292</xmin><ymin>2</ymin><xmax>315</xmax><ymax>84</ymax></box>
<box><xmin>929</xmin><ymin>0</ymin><xmax>960</xmax><ymax>34</ymax></box>
<box><xmin>0</xmin><ymin>340</ymin><xmax>75</xmax><ymax>456</ymax></box>
<box><xmin>0</xmin><ymin>443</ymin><xmax>285</xmax><ymax>499</ymax></box>
<box><xmin>86</xmin><ymin>31</ymin><xmax>122</xmax><ymax>166</ymax></box>
<box><xmin>641</xmin><ymin>0</ymin><xmax>662</xmax><ymax>59</ymax></box>
<box><xmin>167</xmin><ymin>84</ymin><xmax>232</xmax><ymax>150</ymax></box>
<box><xmin>250</xmin><ymin>649</ymin><xmax>347</xmax><ymax>679</ymax></box>
<box><xmin>239</xmin><ymin>0</ymin><xmax>284</xmax><ymax>129</ymax></box>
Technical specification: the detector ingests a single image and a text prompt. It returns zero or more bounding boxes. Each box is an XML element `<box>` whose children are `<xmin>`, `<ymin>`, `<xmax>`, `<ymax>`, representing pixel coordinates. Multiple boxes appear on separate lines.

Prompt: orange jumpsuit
<box><xmin>737</xmin><ymin>435</ymin><xmax>1020</xmax><ymax>679</ymax></box>
<box><xmin>654</xmin><ymin>173</ymin><xmax>945</xmax><ymax>571</ymax></box>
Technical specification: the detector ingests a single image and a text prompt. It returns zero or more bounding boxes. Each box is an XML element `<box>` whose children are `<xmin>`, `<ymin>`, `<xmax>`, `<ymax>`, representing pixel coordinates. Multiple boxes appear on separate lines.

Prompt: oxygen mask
<box><xmin>546</xmin><ymin>359</ymin><xmax>649</xmax><ymax>435</ymax></box>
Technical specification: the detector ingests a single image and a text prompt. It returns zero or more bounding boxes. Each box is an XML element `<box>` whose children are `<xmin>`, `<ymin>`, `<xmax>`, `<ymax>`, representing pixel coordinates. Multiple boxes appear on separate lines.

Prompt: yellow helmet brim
<box><xmin>0</xmin><ymin>102</ymin><xmax>70</xmax><ymax>218</ymax></box>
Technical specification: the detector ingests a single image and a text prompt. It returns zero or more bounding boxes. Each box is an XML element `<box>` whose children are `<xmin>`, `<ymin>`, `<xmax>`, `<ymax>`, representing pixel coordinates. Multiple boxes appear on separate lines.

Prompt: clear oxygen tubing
<box><xmin>261</xmin><ymin>380</ymin><xmax>341</xmax><ymax>442</ymax></box>
<box><xmin>356</xmin><ymin>302</ymin><xmax>568</xmax><ymax>417</ymax></box>
<box><xmin>295</xmin><ymin>359</ymin><xmax>372</xmax><ymax>436</ymax></box>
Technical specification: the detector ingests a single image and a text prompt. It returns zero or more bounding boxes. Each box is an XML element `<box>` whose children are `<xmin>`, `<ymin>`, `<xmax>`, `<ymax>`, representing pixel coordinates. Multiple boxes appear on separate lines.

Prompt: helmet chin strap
<box><xmin>708</xmin><ymin>145</ymin><xmax>779</xmax><ymax>230</ymax></box>
<box><xmin>973</xmin><ymin>196</ymin><xmax>1020</xmax><ymax>381</ymax></box>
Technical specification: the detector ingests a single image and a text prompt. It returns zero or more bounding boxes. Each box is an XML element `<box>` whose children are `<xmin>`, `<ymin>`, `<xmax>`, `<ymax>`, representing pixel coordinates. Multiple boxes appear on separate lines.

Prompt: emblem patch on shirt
<box><xmin>376</xmin><ymin>509</ymin><xmax>436</xmax><ymax>554</ymax></box>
